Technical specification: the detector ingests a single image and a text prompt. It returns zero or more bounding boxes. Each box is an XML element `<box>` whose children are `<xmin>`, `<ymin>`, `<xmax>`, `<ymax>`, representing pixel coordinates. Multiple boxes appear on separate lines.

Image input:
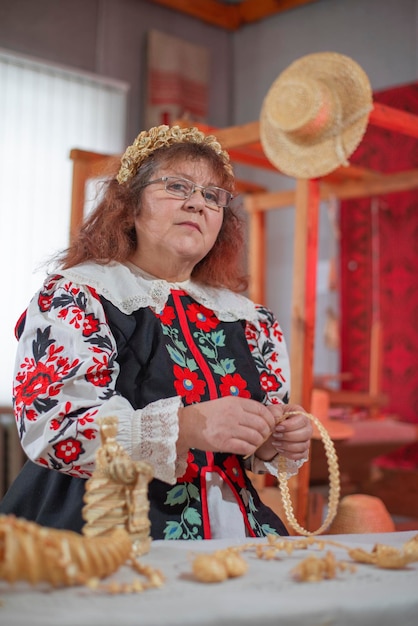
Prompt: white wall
<box><xmin>232</xmin><ymin>0</ymin><xmax>418</xmax><ymax>376</ymax></box>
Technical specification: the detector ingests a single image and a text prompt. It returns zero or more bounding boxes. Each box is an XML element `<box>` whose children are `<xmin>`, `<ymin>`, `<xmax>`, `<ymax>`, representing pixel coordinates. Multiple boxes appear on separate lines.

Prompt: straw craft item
<box><xmin>276</xmin><ymin>410</ymin><xmax>341</xmax><ymax>536</ymax></box>
<box><xmin>0</xmin><ymin>515</ymin><xmax>132</xmax><ymax>586</ymax></box>
<box><xmin>327</xmin><ymin>494</ymin><xmax>395</xmax><ymax>535</ymax></box>
<box><xmin>82</xmin><ymin>416</ymin><xmax>153</xmax><ymax>555</ymax></box>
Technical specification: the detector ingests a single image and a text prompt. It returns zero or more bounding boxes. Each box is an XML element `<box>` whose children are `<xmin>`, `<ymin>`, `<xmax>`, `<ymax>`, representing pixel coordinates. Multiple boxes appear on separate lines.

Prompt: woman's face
<box><xmin>129</xmin><ymin>158</ymin><xmax>225</xmax><ymax>281</ymax></box>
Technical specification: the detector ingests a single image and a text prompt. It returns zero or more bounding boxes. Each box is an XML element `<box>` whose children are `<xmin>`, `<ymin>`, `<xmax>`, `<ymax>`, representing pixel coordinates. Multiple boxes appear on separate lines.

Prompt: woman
<box><xmin>1</xmin><ymin>125</ymin><xmax>312</xmax><ymax>539</ymax></box>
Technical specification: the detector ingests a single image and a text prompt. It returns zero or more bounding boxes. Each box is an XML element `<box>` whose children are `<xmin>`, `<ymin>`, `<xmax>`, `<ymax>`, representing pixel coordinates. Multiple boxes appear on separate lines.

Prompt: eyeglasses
<box><xmin>141</xmin><ymin>176</ymin><xmax>233</xmax><ymax>211</ymax></box>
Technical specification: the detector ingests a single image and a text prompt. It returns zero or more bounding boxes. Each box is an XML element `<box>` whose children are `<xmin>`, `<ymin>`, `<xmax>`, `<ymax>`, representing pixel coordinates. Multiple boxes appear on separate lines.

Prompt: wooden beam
<box><xmin>370</xmin><ymin>102</ymin><xmax>418</xmax><ymax>139</ymax></box>
<box><xmin>321</xmin><ymin>168</ymin><xmax>418</xmax><ymax>200</ymax></box>
<box><xmin>234</xmin><ymin>180</ymin><xmax>267</xmax><ymax>194</ymax></box>
<box><xmin>323</xmin><ymin>164</ymin><xmax>382</xmax><ymax>183</ymax></box>
<box><xmin>210</xmin><ymin>120</ymin><xmax>260</xmax><ymax>148</ymax></box>
<box><xmin>228</xmin><ymin>146</ymin><xmax>278</xmax><ymax>171</ymax></box>
<box><xmin>245</xmin><ymin>189</ymin><xmax>295</xmax><ymax>212</ymax></box>
<box><xmin>244</xmin><ymin>167</ymin><xmax>418</xmax><ymax>214</ymax></box>
<box><xmin>326</xmin><ymin>389</ymin><xmax>389</xmax><ymax>408</ymax></box>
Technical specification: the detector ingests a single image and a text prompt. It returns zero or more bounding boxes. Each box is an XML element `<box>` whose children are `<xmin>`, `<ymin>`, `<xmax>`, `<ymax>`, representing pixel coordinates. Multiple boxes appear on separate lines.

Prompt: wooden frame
<box><xmin>69</xmin><ymin>100</ymin><xmax>418</xmax><ymax>530</ymax></box>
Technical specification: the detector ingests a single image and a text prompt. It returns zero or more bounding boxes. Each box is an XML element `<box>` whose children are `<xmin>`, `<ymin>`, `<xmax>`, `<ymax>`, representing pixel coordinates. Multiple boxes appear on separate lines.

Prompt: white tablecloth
<box><xmin>1</xmin><ymin>531</ymin><xmax>417</xmax><ymax>626</ymax></box>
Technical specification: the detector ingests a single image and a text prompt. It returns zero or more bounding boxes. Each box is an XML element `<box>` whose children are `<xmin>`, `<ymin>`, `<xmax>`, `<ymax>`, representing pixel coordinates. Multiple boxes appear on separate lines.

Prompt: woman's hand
<box><xmin>177</xmin><ymin>396</ymin><xmax>276</xmax><ymax>458</ymax></box>
<box><xmin>255</xmin><ymin>403</ymin><xmax>313</xmax><ymax>462</ymax></box>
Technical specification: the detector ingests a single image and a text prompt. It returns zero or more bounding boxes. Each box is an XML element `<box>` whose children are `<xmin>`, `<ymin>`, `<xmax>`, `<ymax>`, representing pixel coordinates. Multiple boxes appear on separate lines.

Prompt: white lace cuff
<box><xmin>126</xmin><ymin>396</ymin><xmax>185</xmax><ymax>485</ymax></box>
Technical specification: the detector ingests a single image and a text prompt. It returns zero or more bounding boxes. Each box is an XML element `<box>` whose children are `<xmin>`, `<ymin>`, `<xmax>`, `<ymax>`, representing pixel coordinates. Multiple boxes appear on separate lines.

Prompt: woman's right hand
<box><xmin>177</xmin><ymin>396</ymin><xmax>275</xmax><ymax>458</ymax></box>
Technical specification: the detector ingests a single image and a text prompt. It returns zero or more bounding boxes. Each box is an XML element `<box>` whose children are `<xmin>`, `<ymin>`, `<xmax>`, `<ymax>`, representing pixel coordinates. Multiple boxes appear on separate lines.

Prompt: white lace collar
<box><xmin>57</xmin><ymin>261</ymin><xmax>259</xmax><ymax>323</ymax></box>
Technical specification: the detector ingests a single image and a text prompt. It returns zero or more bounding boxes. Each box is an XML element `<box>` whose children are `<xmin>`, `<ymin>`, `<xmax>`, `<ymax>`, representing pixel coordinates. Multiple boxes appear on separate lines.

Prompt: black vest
<box><xmin>0</xmin><ymin>290</ymin><xmax>288</xmax><ymax>539</ymax></box>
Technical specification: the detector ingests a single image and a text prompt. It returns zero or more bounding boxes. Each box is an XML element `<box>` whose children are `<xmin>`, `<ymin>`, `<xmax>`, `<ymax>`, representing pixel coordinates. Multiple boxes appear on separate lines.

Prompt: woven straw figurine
<box><xmin>82</xmin><ymin>416</ymin><xmax>153</xmax><ymax>555</ymax></box>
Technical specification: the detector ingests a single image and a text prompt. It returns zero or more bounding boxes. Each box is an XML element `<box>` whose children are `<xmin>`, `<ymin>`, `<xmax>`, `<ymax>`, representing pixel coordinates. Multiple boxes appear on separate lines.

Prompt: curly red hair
<box><xmin>58</xmin><ymin>141</ymin><xmax>248</xmax><ymax>292</ymax></box>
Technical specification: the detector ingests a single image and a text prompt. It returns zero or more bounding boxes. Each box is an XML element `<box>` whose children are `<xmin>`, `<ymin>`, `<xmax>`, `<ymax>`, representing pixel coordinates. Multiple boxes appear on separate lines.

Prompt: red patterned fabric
<box><xmin>340</xmin><ymin>83</ymin><xmax>418</xmax><ymax>430</ymax></box>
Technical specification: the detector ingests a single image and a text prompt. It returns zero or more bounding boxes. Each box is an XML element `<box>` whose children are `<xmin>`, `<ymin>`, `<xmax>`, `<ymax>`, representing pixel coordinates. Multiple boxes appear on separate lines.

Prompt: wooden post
<box><xmin>69</xmin><ymin>156</ymin><xmax>90</xmax><ymax>241</ymax></box>
<box><xmin>289</xmin><ymin>178</ymin><xmax>320</xmax><ymax>527</ymax></box>
<box><xmin>246</xmin><ymin>206</ymin><xmax>266</xmax><ymax>304</ymax></box>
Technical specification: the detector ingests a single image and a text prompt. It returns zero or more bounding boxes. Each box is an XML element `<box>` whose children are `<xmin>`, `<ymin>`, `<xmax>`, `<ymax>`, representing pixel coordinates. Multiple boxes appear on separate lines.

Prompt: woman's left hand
<box><xmin>255</xmin><ymin>403</ymin><xmax>313</xmax><ymax>462</ymax></box>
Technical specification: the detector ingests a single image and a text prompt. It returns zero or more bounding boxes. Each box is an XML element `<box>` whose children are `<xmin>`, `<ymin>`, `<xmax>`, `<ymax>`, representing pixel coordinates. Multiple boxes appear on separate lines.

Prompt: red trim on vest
<box><xmin>215</xmin><ymin>466</ymin><xmax>257</xmax><ymax>538</ymax></box>
<box><xmin>201</xmin><ymin>452</ymin><xmax>256</xmax><ymax>539</ymax></box>
<box><xmin>172</xmin><ymin>290</ymin><xmax>218</xmax><ymax>400</ymax></box>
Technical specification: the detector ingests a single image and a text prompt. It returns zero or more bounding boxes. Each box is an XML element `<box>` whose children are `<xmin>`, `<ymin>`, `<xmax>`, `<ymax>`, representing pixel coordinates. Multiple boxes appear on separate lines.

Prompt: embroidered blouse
<box><xmin>11</xmin><ymin>261</ymin><xmax>305</xmax><ymax>539</ymax></box>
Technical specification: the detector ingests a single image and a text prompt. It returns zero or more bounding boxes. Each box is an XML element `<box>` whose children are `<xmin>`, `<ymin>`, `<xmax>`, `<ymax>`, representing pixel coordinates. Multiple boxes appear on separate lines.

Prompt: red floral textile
<box><xmin>340</xmin><ymin>83</ymin><xmax>418</xmax><ymax>430</ymax></box>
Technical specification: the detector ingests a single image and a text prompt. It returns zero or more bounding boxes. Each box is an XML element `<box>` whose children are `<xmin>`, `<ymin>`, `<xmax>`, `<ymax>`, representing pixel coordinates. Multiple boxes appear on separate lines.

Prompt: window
<box><xmin>0</xmin><ymin>49</ymin><xmax>129</xmax><ymax>404</ymax></box>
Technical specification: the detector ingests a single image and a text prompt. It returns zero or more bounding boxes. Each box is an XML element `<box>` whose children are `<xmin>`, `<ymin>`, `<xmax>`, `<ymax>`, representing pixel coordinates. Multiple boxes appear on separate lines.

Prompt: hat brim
<box><xmin>260</xmin><ymin>52</ymin><xmax>373</xmax><ymax>179</ymax></box>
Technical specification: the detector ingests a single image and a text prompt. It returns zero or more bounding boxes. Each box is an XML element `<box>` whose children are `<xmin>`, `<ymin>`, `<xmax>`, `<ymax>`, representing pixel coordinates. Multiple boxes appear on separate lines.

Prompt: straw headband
<box><xmin>117</xmin><ymin>124</ymin><xmax>234</xmax><ymax>184</ymax></box>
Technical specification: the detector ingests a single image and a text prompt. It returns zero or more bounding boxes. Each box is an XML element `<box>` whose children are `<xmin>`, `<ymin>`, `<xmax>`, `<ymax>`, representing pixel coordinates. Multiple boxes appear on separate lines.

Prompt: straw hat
<box><xmin>260</xmin><ymin>52</ymin><xmax>373</xmax><ymax>178</ymax></box>
<box><xmin>327</xmin><ymin>494</ymin><xmax>395</xmax><ymax>534</ymax></box>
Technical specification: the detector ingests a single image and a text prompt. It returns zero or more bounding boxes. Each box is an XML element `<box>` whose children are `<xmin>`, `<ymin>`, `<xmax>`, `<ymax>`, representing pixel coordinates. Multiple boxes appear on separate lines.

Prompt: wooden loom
<box><xmin>69</xmin><ymin>100</ymin><xmax>418</xmax><ymax>530</ymax></box>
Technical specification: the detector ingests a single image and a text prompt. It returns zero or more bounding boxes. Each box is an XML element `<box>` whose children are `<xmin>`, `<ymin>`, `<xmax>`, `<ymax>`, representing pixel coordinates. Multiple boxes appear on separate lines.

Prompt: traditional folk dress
<box><xmin>1</xmin><ymin>262</ymin><xmax>306</xmax><ymax>539</ymax></box>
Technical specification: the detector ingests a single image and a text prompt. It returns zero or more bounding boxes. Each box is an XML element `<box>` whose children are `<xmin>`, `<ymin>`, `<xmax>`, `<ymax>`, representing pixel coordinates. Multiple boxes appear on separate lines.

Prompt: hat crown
<box><xmin>266</xmin><ymin>78</ymin><xmax>337</xmax><ymax>140</ymax></box>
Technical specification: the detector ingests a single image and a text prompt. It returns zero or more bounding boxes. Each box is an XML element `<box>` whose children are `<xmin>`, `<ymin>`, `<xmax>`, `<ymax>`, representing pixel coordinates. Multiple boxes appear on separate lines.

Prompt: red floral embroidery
<box><xmin>224</xmin><ymin>455</ymin><xmax>246</xmax><ymax>489</ymax></box>
<box><xmin>219</xmin><ymin>373</ymin><xmax>251</xmax><ymax>398</ymax></box>
<box><xmin>272</xmin><ymin>322</ymin><xmax>284</xmax><ymax>342</ymax></box>
<box><xmin>260</xmin><ymin>372</ymin><xmax>281</xmax><ymax>393</ymax></box>
<box><xmin>78</xmin><ymin>413</ymin><xmax>95</xmax><ymax>426</ymax></box>
<box><xmin>15</xmin><ymin>360</ymin><xmax>64</xmax><ymax>406</ymax></box>
<box><xmin>38</xmin><ymin>293</ymin><xmax>53</xmax><ymax>312</ymax></box>
<box><xmin>270</xmin><ymin>366</ymin><xmax>285</xmax><ymax>383</ymax></box>
<box><xmin>186</xmin><ymin>303</ymin><xmax>219</xmax><ymax>331</ymax></box>
<box><xmin>154</xmin><ymin>305</ymin><xmax>176</xmax><ymax>325</ymax></box>
<box><xmin>82</xmin><ymin>428</ymin><xmax>96</xmax><ymax>440</ymax></box>
<box><xmin>58</xmin><ymin>306</ymin><xmax>84</xmax><ymax>329</ymax></box>
<box><xmin>83</xmin><ymin>313</ymin><xmax>100</xmax><ymax>336</ymax></box>
<box><xmin>177</xmin><ymin>451</ymin><xmax>199</xmax><ymax>482</ymax></box>
<box><xmin>259</xmin><ymin>321</ymin><xmax>270</xmax><ymax>338</ymax></box>
<box><xmin>53</xmin><ymin>438</ymin><xmax>84</xmax><ymax>464</ymax></box>
<box><xmin>87</xmin><ymin>286</ymin><xmax>100</xmax><ymax>301</ymax></box>
<box><xmin>85</xmin><ymin>355</ymin><xmax>112</xmax><ymax>387</ymax></box>
<box><xmin>173</xmin><ymin>364</ymin><xmax>206</xmax><ymax>403</ymax></box>
<box><xmin>245</xmin><ymin>326</ymin><xmax>257</xmax><ymax>343</ymax></box>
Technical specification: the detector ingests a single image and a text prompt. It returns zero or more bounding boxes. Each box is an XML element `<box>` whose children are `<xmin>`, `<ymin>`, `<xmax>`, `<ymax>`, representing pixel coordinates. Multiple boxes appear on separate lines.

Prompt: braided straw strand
<box><xmin>277</xmin><ymin>410</ymin><xmax>341</xmax><ymax>536</ymax></box>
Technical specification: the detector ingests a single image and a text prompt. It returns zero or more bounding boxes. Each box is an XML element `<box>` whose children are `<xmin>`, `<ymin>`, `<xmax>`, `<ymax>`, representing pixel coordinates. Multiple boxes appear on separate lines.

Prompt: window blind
<box><xmin>0</xmin><ymin>49</ymin><xmax>129</xmax><ymax>404</ymax></box>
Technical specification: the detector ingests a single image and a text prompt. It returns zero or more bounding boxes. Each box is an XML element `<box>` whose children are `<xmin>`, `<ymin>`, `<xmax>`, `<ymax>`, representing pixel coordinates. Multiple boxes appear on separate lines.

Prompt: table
<box><xmin>310</xmin><ymin>417</ymin><xmax>418</xmax><ymax>485</ymax></box>
<box><xmin>1</xmin><ymin>531</ymin><xmax>417</xmax><ymax>626</ymax></box>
